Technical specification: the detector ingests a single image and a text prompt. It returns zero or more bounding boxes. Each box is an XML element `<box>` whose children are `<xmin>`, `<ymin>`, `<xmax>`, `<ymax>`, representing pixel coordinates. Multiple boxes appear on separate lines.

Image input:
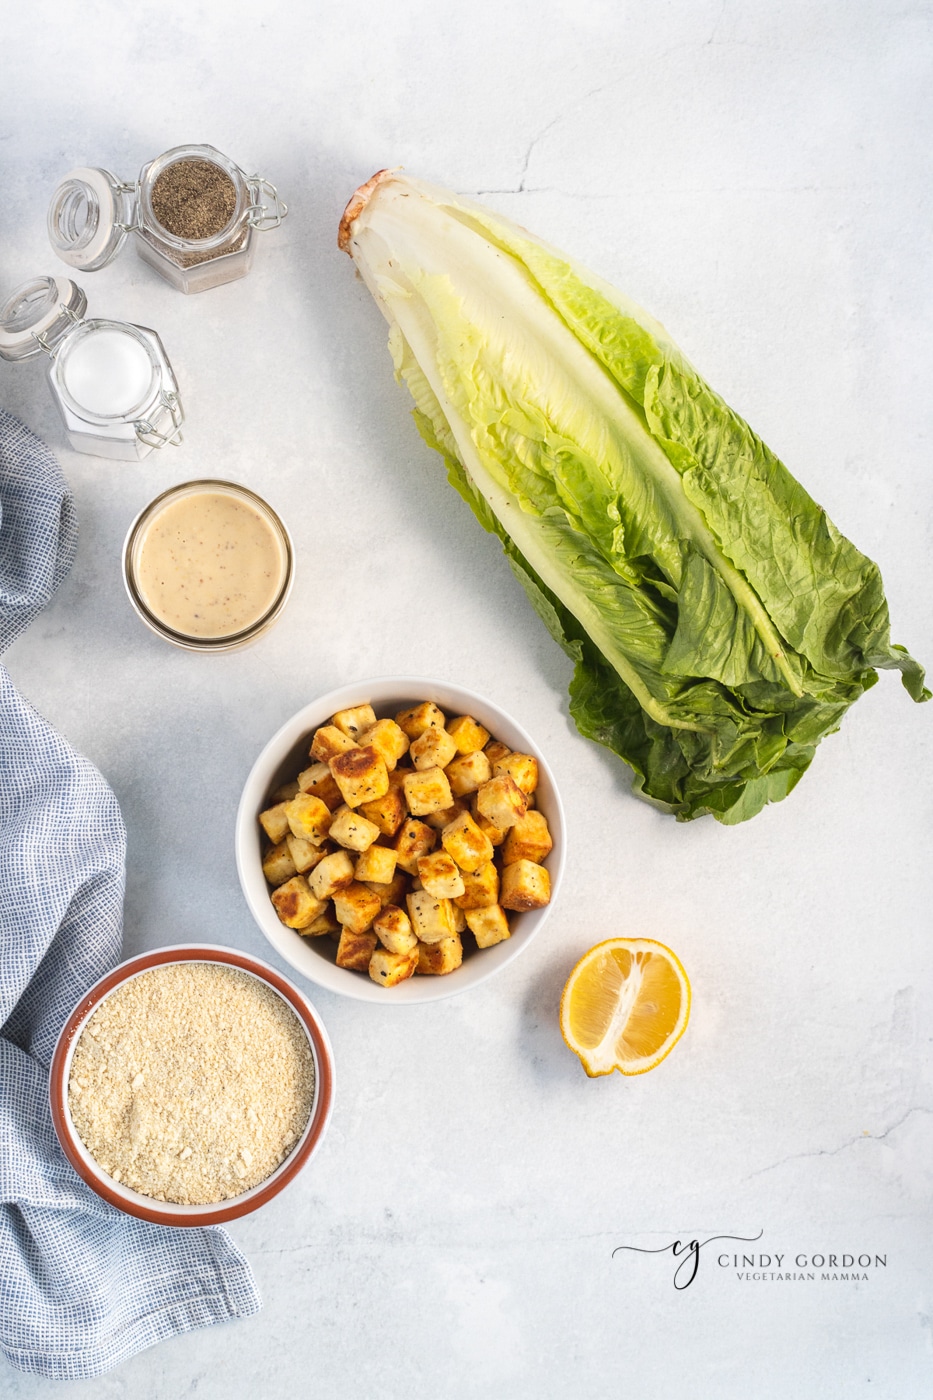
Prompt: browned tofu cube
<box><xmin>285</xmin><ymin>792</ymin><xmax>333</xmax><ymax>845</ymax></box>
<box><xmin>298</xmin><ymin>904</ymin><xmax>341</xmax><ymax>938</ymax></box>
<box><xmin>285</xmin><ymin>835</ymin><xmax>331</xmax><ymax>875</ymax></box>
<box><xmin>358</xmin><ymin>785</ymin><xmax>407</xmax><ymax>837</ymax></box>
<box><xmin>447</xmin><ymin>715</ymin><xmax>491</xmax><ymax>755</ymax></box>
<box><xmin>475</xmin><ymin>775</ymin><xmax>527</xmax><ymax>831</ymax></box>
<box><xmin>309</xmin><ymin>849</ymin><xmax>356</xmax><ymax>901</ymax></box>
<box><xmin>441</xmin><ymin>810</ymin><xmax>494</xmax><ymax>874</ymax></box>
<box><xmin>502</xmin><ymin>810</ymin><xmax>553</xmax><ymax>866</ymax></box>
<box><xmin>335</xmin><ymin>927</ymin><xmax>378</xmax><ymax>971</ymax></box>
<box><xmin>500</xmin><ymin>859</ymin><xmax>551</xmax><ymax>911</ymax></box>
<box><xmin>332</xmin><ymin>881</ymin><xmax>382</xmax><ymax>935</ymax></box>
<box><xmin>258</xmin><ymin>802</ymin><xmax>291</xmax><ymax>844</ymax></box>
<box><xmin>465</xmin><ymin>904</ymin><xmax>511</xmax><ymax>948</ymax></box>
<box><xmin>454</xmin><ymin>860</ymin><xmax>499</xmax><ymax>910</ymax></box>
<box><xmin>369</xmin><ymin>945</ymin><xmax>419</xmax><ymax>987</ymax></box>
<box><xmin>328</xmin><ymin>805</ymin><xmax>381</xmax><ymax>852</ymax></box>
<box><xmin>365</xmin><ymin>870</ymin><xmax>410</xmax><ymax>910</ymax></box>
<box><xmin>330</xmin><ymin>745</ymin><xmax>389</xmax><ymax>809</ymax></box>
<box><xmin>484</xmin><ymin>740</ymin><xmax>511</xmax><ymax>766</ymax></box>
<box><xmin>444</xmin><ymin>750</ymin><xmax>492</xmax><ymax>797</ymax></box>
<box><xmin>272</xmin><ymin>780</ymin><xmax>301</xmax><ymax>803</ymax></box>
<box><xmin>417</xmin><ymin>851</ymin><xmax>465</xmax><ymax>899</ymax></box>
<box><xmin>403</xmin><ymin>767</ymin><xmax>453</xmax><ymax>817</ymax></box>
<box><xmin>354</xmin><ymin>844</ymin><xmax>398</xmax><ymax>884</ymax></box>
<box><xmin>296</xmin><ymin>762</ymin><xmax>344</xmax><ymax>810</ymax></box>
<box><xmin>262</xmin><ymin>840</ymin><xmax>297</xmax><ymax>886</ymax></box>
<box><xmin>310</xmin><ymin>725</ymin><xmax>358</xmax><ymax>763</ymax></box>
<box><xmin>395</xmin><ymin>701</ymin><xmax>446</xmax><ymax>739</ymax></box>
<box><xmin>470</xmin><ymin>798</ymin><xmax>507</xmax><ymax>847</ymax></box>
<box><xmin>493</xmin><ymin>751</ymin><xmax>539</xmax><ymax>796</ymax></box>
<box><xmin>332</xmin><ymin>704</ymin><xmax>377</xmax><ymax>741</ymax></box>
<box><xmin>424</xmin><ymin>800</ymin><xmax>469</xmax><ymax>831</ymax></box>
<box><xmin>416</xmin><ymin>935</ymin><xmax>463</xmax><ymax>975</ymax></box>
<box><xmin>271</xmin><ymin>876</ymin><xmax>326</xmax><ymax>929</ymax></box>
<box><xmin>373</xmin><ymin>903</ymin><xmax>418</xmax><ymax>954</ymax></box>
<box><xmin>450</xmin><ymin>902</ymin><xmax>467</xmax><ymax>932</ymax></box>
<box><xmin>358</xmin><ymin>718</ymin><xmax>409</xmax><ymax>771</ymax></box>
<box><xmin>410</xmin><ymin>727</ymin><xmax>458</xmax><ymax>772</ymax></box>
<box><xmin>406</xmin><ymin>890</ymin><xmax>456</xmax><ymax>943</ymax></box>
<box><xmin>393</xmin><ymin>818</ymin><xmax>437</xmax><ymax>875</ymax></box>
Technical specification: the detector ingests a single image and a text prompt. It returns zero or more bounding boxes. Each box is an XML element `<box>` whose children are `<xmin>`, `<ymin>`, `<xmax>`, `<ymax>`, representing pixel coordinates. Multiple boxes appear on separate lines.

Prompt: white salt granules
<box><xmin>68</xmin><ymin>963</ymin><xmax>315</xmax><ymax>1205</ymax></box>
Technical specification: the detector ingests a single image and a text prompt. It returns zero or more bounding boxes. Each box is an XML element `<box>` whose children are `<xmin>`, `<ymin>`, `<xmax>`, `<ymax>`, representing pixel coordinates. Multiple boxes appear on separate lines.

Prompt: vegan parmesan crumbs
<box><xmin>68</xmin><ymin>963</ymin><xmax>315</xmax><ymax>1205</ymax></box>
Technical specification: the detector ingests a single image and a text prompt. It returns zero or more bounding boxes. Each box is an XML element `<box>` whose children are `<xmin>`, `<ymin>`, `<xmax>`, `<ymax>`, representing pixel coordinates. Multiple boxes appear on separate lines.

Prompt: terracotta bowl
<box><xmin>235</xmin><ymin>677</ymin><xmax>566</xmax><ymax>1003</ymax></box>
<box><xmin>49</xmin><ymin>944</ymin><xmax>335</xmax><ymax>1226</ymax></box>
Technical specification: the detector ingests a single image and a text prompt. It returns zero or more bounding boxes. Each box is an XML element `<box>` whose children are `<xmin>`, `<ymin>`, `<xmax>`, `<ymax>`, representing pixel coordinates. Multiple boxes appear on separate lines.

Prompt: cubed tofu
<box><xmin>262</xmin><ymin>840</ymin><xmax>298</xmax><ymax>886</ymax></box>
<box><xmin>373</xmin><ymin>904</ymin><xmax>418</xmax><ymax>954</ymax></box>
<box><xmin>271</xmin><ymin>876</ymin><xmax>326</xmax><ymax>929</ymax></box>
<box><xmin>493</xmin><ymin>751</ymin><xmax>539</xmax><ymax>795</ymax></box>
<box><xmin>424</xmin><ymin>799</ymin><xmax>469</xmax><ymax>831</ymax></box>
<box><xmin>483</xmin><ymin>740</ymin><xmax>511</xmax><ymax>766</ymax></box>
<box><xmin>298</xmin><ymin>904</ymin><xmax>341</xmax><ymax>938</ymax></box>
<box><xmin>328</xmin><ymin>804</ymin><xmax>381</xmax><ymax>852</ymax></box>
<box><xmin>444</xmin><ymin>750</ymin><xmax>492</xmax><ymax>797</ymax></box>
<box><xmin>500</xmin><ymin>859</ymin><xmax>551</xmax><ymax>911</ymax></box>
<box><xmin>272</xmin><ymin>780</ymin><xmax>301</xmax><ymax>803</ymax></box>
<box><xmin>447</xmin><ymin>715</ymin><xmax>491</xmax><ymax>755</ymax></box>
<box><xmin>465</xmin><ymin>903</ymin><xmax>511</xmax><ymax>949</ymax></box>
<box><xmin>285</xmin><ymin>792</ymin><xmax>333</xmax><ymax>845</ymax></box>
<box><xmin>258</xmin><ymin>802</ymin><xmax>291</xmax><ymax>844</ymax></box>
<box><xmin>309</xmin><ymin>849</ymin><xmax>356</xmax><ymax>901</ymax></box>
<box><xmin>332</xmin><ymin>881</ymin><xmax>383</xmax><ymax>935</ymax></box>
<box><xmin>285</xmin><ymin>835</ymin><xmax>331</xmax><ymax>875</ymax></box>
<box><xmin>335</xmin><ymin>927</ymin><xmax>378</xmax><ymax>971</ymax></box>
<box><xmin>470</xmin><ymin>797</ymin><xmax>507</xmax><ymax>847</ymax></box>
<box><xmin>406</xmin><ymin>890</ymin><xmax>456</xmax><ymax>943</ymax></box>
<box><xmin>393</xmin><ymin>818</ymin><xmax>437</xmax><ymax>875</ymax></box>
<box><xmin>369</xmin><ymin>945</ymin><xmax>419</xmax><ymax>987</ymax></box>
<box><xmin>416</xmin><ymin>935</ymin><xmax>463</xmax><ymax>975</ymax></box>
<box><xmin>403</xmin><ymin>767</ymin><xmax>453</xmax><ymax>817</ymax></box>
<box><xmin>450</xmin><ymin>903</ymin><xmax>467</xmax><ymax>932</ymax></box>
<box><xmin>476</xmin><ymin>775</ymin><xmax>527</xmax><ymax>831</ymax></box>
<box><xmin>417</xmin><ymin>851</ymin><xmax>466</xmax><ymax>899</ymax></box>
<box><xmin>310</xmin><ymin>725</ymin><xmax>358</xmax><ymax>763</ymax></box>
<box><xmin>358</xmin><ymin>718</ymin><xmax>410</xmax><ymax>771</ymax></box>
<box><xmin>354</xmin><ymin>844</ymin><xmax>398</xmax><ymax>884</ymax></box>
<box><xmin>359</xmin><ymin>785</ymin><xmax>408</xmax><ymax>836</ymax></box>
<box><xmin>296</xmin><ymin>762</ymin><xmax>343</xmax><ymax>810</ymax></box>
<box><xmin>502</xmin><ymin>810</ymin><xmax>553</xmax><ymax>866</ymax></box>
<box><xmin>410</xmin><ymin>727</ymin><xmax>458</xmax><ymax>772</ymax></box>
<box><xmin>330</xmin><ymin>745</ymin><xmax>389</xmax><ymax>808</ymax></box>
<box><xmin>395</xmin><ymin>701</ymin><xmax>446</xmax><ymax>740</ymax></box>
<box><xmin>332</xmin><ymin>704</ymin><xmax>377</xmax><ymax>741</ymax></box>
<box><xmin>454</xmin><ymin>860</ymin><xmax>499</xmax><ymax>910</ymax></box>
<box><xmin>364</xmin><ymin>870</ymin><xmax>410</xmax><ymax>911</ymax></box>
<box><xmin>441</xmin><ymin>810</ymin><xmax>494</xmax><ymax>874</ymax></box>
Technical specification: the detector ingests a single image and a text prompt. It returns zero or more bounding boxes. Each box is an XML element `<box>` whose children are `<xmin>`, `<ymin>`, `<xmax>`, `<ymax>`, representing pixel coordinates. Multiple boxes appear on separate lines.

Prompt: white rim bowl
<box><xmin>235</xmin><ymin>677</ymin><xmax>566</xmax><ymax>1002</ymax></box>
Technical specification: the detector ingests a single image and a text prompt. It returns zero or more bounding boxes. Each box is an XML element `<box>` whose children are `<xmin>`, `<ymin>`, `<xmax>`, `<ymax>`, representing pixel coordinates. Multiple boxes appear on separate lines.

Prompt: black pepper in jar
<box><xmin>150</xmin><ymin>159</ymin><xmax>237</xmax><ymax>241</ymax></box>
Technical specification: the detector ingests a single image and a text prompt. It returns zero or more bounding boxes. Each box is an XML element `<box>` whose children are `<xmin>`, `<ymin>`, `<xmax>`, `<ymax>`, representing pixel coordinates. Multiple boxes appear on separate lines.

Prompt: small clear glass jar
<box><xmin>122</xmin><ymin>480</ymin><xmax>295</xmax><ymax>652</ymax></box>
<box><xmin>48</xmin><ymin>143</ymin><xmax>287</xmax><ymax>294</ymax></box>
<box><xmin>0</xmin><ymin>276</ymin><xmax>183</xmax><ymax>461</ymax></box>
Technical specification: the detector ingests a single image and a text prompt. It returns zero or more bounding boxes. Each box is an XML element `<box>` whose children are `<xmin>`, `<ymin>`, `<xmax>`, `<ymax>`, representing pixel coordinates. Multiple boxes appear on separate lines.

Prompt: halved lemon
<box><xmin>559</xmin><ymin>938</ymin><xmax>691</xmax><ymax>1077</ymax></box>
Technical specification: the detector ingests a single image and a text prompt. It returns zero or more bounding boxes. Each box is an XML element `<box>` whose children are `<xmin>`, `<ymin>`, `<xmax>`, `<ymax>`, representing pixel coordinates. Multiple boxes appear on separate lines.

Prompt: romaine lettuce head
<box><xmin>340</xmin><ymin>171</ymin><xmax>927</xmax><ymax>824</ymax></box>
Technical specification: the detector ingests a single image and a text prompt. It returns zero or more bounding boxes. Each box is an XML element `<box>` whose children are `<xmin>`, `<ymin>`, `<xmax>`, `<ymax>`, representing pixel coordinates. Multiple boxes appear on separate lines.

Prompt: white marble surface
<box><xmin>2</xmin><ymin>1</ymin><xmax>932</xmax><ymax>1395</ymax></box>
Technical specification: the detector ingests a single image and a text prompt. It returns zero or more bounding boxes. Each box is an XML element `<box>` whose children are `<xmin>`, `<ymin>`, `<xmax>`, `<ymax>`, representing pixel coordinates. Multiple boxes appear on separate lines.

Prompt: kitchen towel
<box><xmin>0</xmin><ymin>408</ymin><xmax>261</xmax><ymax>1379</ymax></box>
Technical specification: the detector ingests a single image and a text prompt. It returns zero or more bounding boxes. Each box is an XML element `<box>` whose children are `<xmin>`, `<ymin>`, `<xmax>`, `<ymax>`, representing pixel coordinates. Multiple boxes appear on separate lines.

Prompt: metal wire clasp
<box><xmin>31</xmin><ymin>302</ymin><xmax>84</xmax><ymax>358</ymax></box>
<box><xmin>135</xmin><ymin>389</ymin><xmax>184</xmax><ymax>449</ymax></box>
<box><xmin>246</xmin><ymin>176</ymin><xmax>288</xmax><ymax>230</ymax></box>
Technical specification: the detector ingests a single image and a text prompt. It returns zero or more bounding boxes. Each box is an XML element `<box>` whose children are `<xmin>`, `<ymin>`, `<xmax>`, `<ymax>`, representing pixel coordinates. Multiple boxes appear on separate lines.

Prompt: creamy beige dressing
<box><xmin>136</xmin><ymin>490</ymin><xmax>286</xmax><ymax>639</ymax></box>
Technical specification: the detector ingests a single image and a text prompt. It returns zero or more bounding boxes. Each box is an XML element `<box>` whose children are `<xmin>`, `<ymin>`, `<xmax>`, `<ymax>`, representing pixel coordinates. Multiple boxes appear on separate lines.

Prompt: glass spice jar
<box><xmin>0</xmin><ymin>276</ymin><xmax>184</xmax><ymax>461</ymax></box>
<box><xmin>47</xmin><ymin>143</ymin><xmax>287</xmax><ymax>294</ymax></box>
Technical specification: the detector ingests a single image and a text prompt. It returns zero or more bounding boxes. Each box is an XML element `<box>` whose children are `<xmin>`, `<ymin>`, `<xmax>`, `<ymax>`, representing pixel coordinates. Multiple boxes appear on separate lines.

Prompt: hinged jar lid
<box><xmin>47</xmin><ymin>168</ymin><xmax>135</xmax><ymax>272</ymax></box>
<box><xmin>0</xmin><ymin>276</ymin><xmax>88</xmax><ymax>361</ymax></box>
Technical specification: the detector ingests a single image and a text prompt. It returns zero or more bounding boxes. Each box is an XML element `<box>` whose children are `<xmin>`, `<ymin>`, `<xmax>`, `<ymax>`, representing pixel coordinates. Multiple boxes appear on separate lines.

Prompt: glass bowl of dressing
<box><xmin>123</xmin><ymin>480</ymin><xmax>294</xmax><ymax>651</ymax></box>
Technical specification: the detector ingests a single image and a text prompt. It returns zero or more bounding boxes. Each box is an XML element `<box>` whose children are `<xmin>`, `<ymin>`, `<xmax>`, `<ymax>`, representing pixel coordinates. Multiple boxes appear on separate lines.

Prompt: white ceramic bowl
<box><xmin>235</xmin><ymin>678</ymin><xmax>566</xmax><ymax>1002</ymax></box>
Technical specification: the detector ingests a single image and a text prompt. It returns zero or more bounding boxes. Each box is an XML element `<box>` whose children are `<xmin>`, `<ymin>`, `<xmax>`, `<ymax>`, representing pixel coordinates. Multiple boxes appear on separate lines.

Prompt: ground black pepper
<box><xmin>151</xmin><ymin>159</ymin><xmax>237</xmax><ymax>241</ymax></box>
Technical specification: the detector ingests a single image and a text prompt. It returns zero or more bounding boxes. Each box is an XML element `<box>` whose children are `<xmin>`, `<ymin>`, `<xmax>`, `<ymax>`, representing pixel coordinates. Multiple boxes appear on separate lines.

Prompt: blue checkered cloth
<box><xmin>0</xmin><ymin>409</ymin><xmax>261</xmax><ymax>1379</ymax></box>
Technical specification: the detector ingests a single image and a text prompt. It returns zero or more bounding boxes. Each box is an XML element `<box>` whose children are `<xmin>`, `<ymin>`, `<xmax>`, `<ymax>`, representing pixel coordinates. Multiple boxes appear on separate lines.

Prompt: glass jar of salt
<box><xmin>0</xmin><ymin>276</ymin><xmax>184</xmax><ymax>461</ymax></box>
<box><xmin>47</xmin><ymin>144</ymin><xmax>287</xmax><ymax>294</ymax></box>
